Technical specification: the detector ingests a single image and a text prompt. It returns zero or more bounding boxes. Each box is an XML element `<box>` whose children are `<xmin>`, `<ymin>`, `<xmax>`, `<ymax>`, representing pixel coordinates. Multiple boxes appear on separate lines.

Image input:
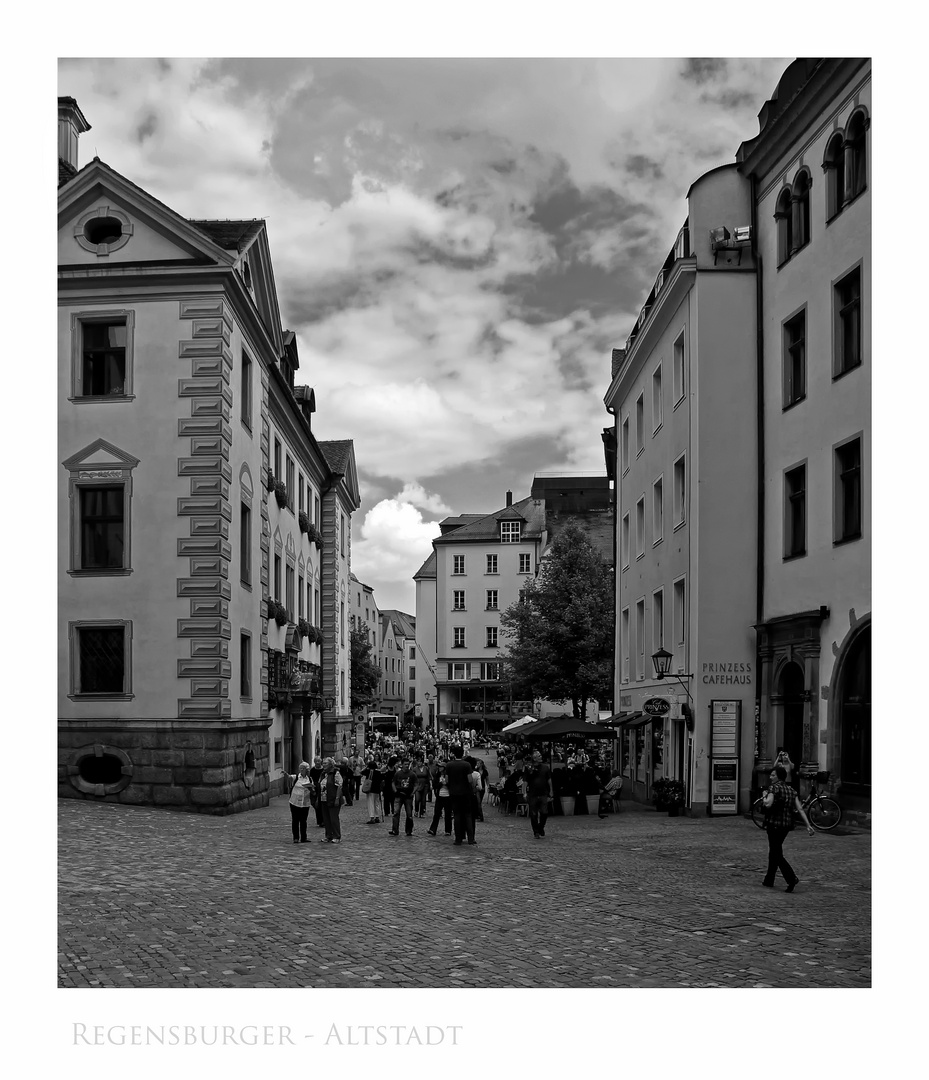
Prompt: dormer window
<box><xmin>500</xmin><ymin>521</ymin><xmax>521</xmax><ymax>543</ymax></box>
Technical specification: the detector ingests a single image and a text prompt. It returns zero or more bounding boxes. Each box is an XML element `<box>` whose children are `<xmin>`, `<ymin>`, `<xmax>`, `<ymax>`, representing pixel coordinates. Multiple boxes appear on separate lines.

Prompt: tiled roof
<box><xmin>58</xmin><ymin>158</ymin><xmax>77</xmax><ymax>188</ymax></box>
<box><xmin>382</xmin><ymin>609</ymin><xmax>416</xmax><ymax>638</ymax></box>
<box><xmin>187</xmin><ymin>218</ymin><xmax>265</xmax><ymax>252</ymax></box>
<box><xmin>433</xmin><ymin>497</ymin><xmax>544</xmax><ymax>544</ymax></box>
<box><xmin>317</xmin><ymin>439</ymin><xmax>353</xmax><ymax>475</ymax></box>
<box><xmin>438</xmin><ymin>514</ymin><xmax>485</xmax><ymax>535</ymax></box>
<box><xmin>413</xmin><ymin>551</ymin><xmax>437</xmax><ymax>579</ymax></box>
<box><xmin>412</xmin><ymin>552</ymin><xmax>436</xmax><ymax>578</ymax></box>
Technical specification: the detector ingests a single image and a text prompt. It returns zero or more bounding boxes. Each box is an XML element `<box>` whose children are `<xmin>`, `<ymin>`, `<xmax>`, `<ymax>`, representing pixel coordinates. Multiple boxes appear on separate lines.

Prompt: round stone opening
<box><xmin>77</xmin><ymin>753</ymin><xmax>125</xmax><ymax>786</ymax></box>
<box><xmin>84</xmin><ymin>217</ymin><xmax>124</xmax><ymax>246</ymax></box>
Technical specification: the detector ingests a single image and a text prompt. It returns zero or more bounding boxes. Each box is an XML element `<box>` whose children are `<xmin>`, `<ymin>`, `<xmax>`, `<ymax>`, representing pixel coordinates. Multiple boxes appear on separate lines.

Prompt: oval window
<box><xmin>84</xmin><ymin>217</ymin><xmax>124</xmax><ymax>246</ymax></box>
<box><xmin>77</xmin><ymin>753</ymin><xmax>125</xmax><ymax>786</ymax></box>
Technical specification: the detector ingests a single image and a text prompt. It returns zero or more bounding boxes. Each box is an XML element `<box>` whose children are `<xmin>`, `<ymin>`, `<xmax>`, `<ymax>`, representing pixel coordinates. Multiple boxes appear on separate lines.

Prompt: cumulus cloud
<box><xmin>396</xmin><ymin>482</ymin><xmax>452</xmax><ymax>516</ymax></box>
<box><xmin>351</xmin><ymin>495</ymin><xmax>441</xmax><ymax>609</ymax></box>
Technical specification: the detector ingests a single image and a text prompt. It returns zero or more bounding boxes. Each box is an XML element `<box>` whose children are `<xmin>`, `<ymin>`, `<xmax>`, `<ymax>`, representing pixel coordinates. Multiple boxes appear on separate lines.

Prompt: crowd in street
<box><xmin>281</xmin><ymin>731</ymin><xmax>624</xmax><ymax>846</ymax></box>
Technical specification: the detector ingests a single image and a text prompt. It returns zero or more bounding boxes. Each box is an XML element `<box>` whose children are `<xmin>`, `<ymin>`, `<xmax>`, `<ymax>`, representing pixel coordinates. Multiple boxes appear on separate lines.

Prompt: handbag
<box><xmin>362</xmin><ymin>778</ymin><xmax>372</xmax><ymax>794</ymax></box>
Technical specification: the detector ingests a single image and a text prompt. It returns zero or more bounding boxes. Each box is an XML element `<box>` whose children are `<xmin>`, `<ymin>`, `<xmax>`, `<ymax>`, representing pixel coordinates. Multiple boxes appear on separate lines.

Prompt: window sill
<box><xmin>636</xmin><ymin>447</ymin><xmax>645</xmax><ymax>459</ymax></box>
<box><xmin>653</xmin><ymin>537</ymin><xmax>663</xmax><ymax>548</ymax></box>
<box><xmin>69</xmin><ymin>567</ymin><xmax>132</xmax><ymax>577</ymax></box>
<box><xmin>652</xmin><ymin>422</ymin><xmax>663</xmax><ymax>437</ymax></box>
<box><xmin>834</xmin><ymin>533</ymin><xmax>862</xmax><ymax>547</ymax></box>
<box><xmin>240</xmin><ymin>696</ymin><xmax>253</xmax><ymax>704</ymax></box>
<box><xmin>68</xmin><ymin>693</ymin><xmax>134</xmax><ymax>702</ymax></box>
<box><xmin>673</xmin><ymin>520</ymin><xmax>686</xmax><ymax>533</ymax></box>
<box><xmin>241</xmin><ymin>420</ymin><xmax>252</xmax><ymax>436</ymax></box>
<box><xmin>832</xmin><ymin>362</ymin><xmax>862</xmax><ymax>383</ymax></box>
<box><xmin>622</xmin><ymin>467</ymin><xmax>630</xmax><ymax>478</ymax></box>
<box><xmin>673</xmin><ymin>395</ymin><xmax>685</xmax><ymax>412</ymax></box>
<box><xmin>241</xmin><ymin>580</ymin><xmax>252</xmax><ymax>591</ymax></box>
<box><xmin>484</xmin><ymin>572</ymin><xmax>499</xmax><ymax>576</ymax></box>
<box><xmin>782</xmin><ymin>396</ymin><xmax>806</xmax><ymax>413</ymax></box>
<box><xmin>635</xmin><ymin>552</ymin><xmax>645</xmax><ymax>562</ymax></box>
<box><xmin>69</xmin><ymin>394</ymin><xmax>135</xmax><ymax>404</ymax></box>
<box><xmin>783</xmin><ymin>551</ymin><xmax>807</xmax><ymax>562</ymax></box>
<box><xmin>621</xmin><ymin>563</ymin><xmax>630</xmax><ymax>572</ymax></box>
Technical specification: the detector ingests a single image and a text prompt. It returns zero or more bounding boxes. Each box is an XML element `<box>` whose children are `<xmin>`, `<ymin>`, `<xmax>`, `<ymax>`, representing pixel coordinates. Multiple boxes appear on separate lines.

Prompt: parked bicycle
<box><xmin>752</xmin><ymin>770</ymin><xmax>842</xmax><ymax>832</ymax></box>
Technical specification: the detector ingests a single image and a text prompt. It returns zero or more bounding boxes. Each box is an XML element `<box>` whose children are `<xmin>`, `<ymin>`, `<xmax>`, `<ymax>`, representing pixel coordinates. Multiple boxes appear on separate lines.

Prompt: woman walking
<box><xmin>762</xmin><ymin>764</ymin><xmax>814</xmax><ymax>890</ymax></box>
<box><xmin>281</xmin><ymin>762</ymin><xmax>314</xmax><ymax>843</ymax></box>
<box><xmin>427</xmin><ymin>763</ymin><xmax>453</xmax><ymax>836</ymax></box>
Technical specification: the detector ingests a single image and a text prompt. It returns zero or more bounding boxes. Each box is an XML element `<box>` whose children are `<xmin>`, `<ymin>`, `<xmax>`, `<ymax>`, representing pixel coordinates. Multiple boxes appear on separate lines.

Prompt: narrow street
<box><xmin>58</xmin><ymin>794</ymin><xmax>870</xmax><ymax>988</ymax></box>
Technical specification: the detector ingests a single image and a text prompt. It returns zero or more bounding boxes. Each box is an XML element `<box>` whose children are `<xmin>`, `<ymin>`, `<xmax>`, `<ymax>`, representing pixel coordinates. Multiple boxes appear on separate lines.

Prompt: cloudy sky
<box><xmin>59</xmin><ymin>56</ymin><xmax>790</xmax><ymax>611</ymax></box>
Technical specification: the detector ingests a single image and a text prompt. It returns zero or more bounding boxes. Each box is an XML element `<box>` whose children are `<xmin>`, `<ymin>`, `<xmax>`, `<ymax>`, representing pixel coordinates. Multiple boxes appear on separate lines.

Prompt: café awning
<box><xmin>501</xmin><ymin>714</ymin><xmax>539</xmax><ymax>733</ymax></box>
<box><xmin>522</xmin><ymin>715</ymin><xmax>617</xmax><ymax>740</ymax></box>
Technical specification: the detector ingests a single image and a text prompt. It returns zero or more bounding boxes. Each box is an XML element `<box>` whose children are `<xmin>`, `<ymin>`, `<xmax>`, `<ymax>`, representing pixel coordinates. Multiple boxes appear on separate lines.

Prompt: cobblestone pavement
<box><xmin>58</xmin><ymin>792</ymin><xmax>870</xmax><ymax>989</ymax></box>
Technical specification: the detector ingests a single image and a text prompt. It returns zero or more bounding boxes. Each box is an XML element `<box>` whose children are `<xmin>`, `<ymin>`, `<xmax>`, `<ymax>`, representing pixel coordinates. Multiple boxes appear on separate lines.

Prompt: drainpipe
<box><xmin>752</xmin><ymin>172</ymin><xmax>766</xmax><ymax>788</ymax></box>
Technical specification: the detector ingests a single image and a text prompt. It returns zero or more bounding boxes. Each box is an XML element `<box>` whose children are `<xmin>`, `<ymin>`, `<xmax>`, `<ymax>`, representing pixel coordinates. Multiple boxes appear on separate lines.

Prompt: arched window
<box><xmin>845</xmin><ymin>110</ymin><xmax>868</xmax><ymax>201</ymax></box>
<box><xmin>774</xmin><ymin>188</ymin><xmax>793</xmax><ymax>266</ymax></box>
<box><xmin>792</xmin><ymin>170</ymin><xmax>811</xmax><ymax>251</ymax></box>
<box><xmin>823</xmin><ymin>131</ymin><xmax>845</xmax><ymax>219</ymax></box>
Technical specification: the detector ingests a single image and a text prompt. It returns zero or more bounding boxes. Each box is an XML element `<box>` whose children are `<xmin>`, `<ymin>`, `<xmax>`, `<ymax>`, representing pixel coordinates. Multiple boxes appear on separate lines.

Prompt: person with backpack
<box><xmin>762</xmin><ymin>764</ymin><xmax>815</xmax><ymax>891</ymax></box>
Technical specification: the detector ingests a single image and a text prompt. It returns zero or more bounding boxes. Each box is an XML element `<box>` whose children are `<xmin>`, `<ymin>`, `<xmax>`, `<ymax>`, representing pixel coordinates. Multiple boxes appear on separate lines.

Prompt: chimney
<box><xmin>611</xmin><ymin>347</ymin><xmax>625</xmax><ymax>379</ymax></box>
<box><xmin>58</xmin><ymin>96</ymin><xmax>90</xmax><ymax>186</ymax></box>
<box><xmin>505</xmin><ymin>490</ymin><xmax>513</xmax><ymax>507</ymax></box>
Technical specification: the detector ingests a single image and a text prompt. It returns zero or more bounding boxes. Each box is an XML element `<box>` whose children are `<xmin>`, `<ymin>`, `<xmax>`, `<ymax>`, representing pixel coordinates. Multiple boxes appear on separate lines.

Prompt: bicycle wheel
<box><xmin>808</xmin><ymin>796</ymin><xmax>842</xmax><ymax>831</ymax></box>
<box><xmin>751</xmin><ymin>798</ymin><xmax>767</xmax><ymax>829</ymax></box>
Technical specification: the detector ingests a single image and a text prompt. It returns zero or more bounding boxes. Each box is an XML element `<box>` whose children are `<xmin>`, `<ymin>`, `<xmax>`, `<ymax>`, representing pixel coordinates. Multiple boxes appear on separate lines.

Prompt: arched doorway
<box><xmin>838</xmin><ymin>627</ymin><xmax>870</xmax><ymax>799</ymax></box>
<box><xmin>779</xmin><ymin>661</ymin><xmax>806</xmax><ymax>774</ymax></box>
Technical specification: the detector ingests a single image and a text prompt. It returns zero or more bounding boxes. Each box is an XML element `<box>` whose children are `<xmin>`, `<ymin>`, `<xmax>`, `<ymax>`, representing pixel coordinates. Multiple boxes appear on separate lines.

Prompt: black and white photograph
<box><xmin>23</xmin><ymin>16</ymin><xmax>903</xmax><ymax>1074</ymax></box>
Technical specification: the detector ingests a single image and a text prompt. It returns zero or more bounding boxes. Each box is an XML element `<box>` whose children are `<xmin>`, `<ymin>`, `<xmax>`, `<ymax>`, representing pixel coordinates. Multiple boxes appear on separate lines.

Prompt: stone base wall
<box><xmin>58</xmin><ymin>719</ymin><xmax>272</xmax><ymax>816</ymax></box>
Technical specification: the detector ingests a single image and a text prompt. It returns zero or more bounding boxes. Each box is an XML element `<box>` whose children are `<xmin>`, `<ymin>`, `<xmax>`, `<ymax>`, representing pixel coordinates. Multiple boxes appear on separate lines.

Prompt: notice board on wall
<box><xmin>711</xmin><ymin>700</ymin><xmax>740</xmax><ymax>758</ymax></box>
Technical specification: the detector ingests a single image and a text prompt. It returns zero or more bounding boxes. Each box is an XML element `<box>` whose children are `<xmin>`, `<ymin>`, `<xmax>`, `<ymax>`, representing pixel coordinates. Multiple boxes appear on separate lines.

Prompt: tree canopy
<box><xmin>499</xmin><ymin>520</ymin><xmax>614</xmax><ymax>718</ymax></box>
<box><xmin>350</xmin><ymin>623</ymin><xmax>381</xmax><ymax>712</ymax></box>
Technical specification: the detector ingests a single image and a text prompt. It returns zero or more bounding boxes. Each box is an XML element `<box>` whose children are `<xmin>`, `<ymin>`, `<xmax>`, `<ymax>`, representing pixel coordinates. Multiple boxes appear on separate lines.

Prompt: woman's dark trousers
<box><xmin>430</xmin><ymin>796</ymin><xmax>452</xmax><ymax>834</ymax></box>
<box><xmin>290</xmin><ymin>805</ymin><xmax>310</xmax><ymax>841</ymax></box>
<box><xmin>764</xmin><ymin>826</ymin><xmax>798</xmax><ymax>886</ymax></box>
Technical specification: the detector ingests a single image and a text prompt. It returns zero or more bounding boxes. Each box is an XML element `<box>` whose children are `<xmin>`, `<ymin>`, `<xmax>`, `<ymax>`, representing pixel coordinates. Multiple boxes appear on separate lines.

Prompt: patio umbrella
<box><xmin>522</xmin><ymin>715</ymin><xmax>617</xmax><ymax>740</ymax></box>
<box><xmin>500</xmin><ymin>714</ymin><xmax>539</xmax><ymax>734</ymax></box>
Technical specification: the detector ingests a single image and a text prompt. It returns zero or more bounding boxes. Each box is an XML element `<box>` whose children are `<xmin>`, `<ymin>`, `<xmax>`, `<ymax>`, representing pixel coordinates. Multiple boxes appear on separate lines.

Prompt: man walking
<box><xmin>446</xmin><ymin>745</ymin><xmax>476</xmax><ymax>846</ymax></box>
<box><xmin>413</xmin><ymin>753</ymin><xmax>431</xmax><ymax>817</ymax></box>
<box><xmin>318</xmin><ymin>758</ymin><xmax>344</xmax><ymax>844</ymax></box>
<box><xmin>526</xmin><ymin>751</ymin><xmax>553</xmax><ymax>838</ymax></box>
<box><xmin>762</xmin><ymin>764</ymin><xmax>814</xmax><ymax>891</ymax></box>
<box><xmin>389</xmin><ymin>753</ymin><xmax>417</xmax><ymax>836</ymax></box>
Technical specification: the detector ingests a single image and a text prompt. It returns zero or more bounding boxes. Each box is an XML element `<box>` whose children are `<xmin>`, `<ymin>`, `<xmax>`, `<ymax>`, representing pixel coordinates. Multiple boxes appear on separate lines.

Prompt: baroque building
<box><xmin>57</xmin><ymin>98</ymin><xmax>359</xmax><ymax>813</ymax></box>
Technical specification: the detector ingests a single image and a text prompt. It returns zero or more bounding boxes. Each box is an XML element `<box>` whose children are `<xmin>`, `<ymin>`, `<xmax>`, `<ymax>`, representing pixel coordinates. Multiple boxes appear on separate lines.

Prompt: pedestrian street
<box><xmin>58</xmin><ymin>790</ymin><xmax>870</xmax><ymax>989</ymax></box>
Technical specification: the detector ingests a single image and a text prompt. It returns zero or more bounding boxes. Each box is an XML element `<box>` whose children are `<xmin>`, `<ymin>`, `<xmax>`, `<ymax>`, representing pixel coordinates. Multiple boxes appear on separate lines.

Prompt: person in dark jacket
<box><xmin>427</xmin><ymin>763</ymin><xmax>453</xmax><ymax>836</ymax></box>
<box><xmin>446</xmin><ymin>745</ymin><xmax>476</xmax><ymax>845</ymax></box>
<box><xmin>389</xmin><ymin>753</ymin><xmax>417</xmax><ymax>836</ymax></box>
<box><xmin>309</xmin><ymin>756</ymin><xmax>325</xmax><ymax>828</ymax></box>
<box><xmin>381</xmin><ymin>756</ymin><xmax>398</xmax><ymax>820</ymax></box>
<box><xmin>317</xmin><ymin>758</ymin><xmax>344</xmax><ymax>843</ymax></box>
<box><xmin>762</xmin><ymin>764</ymin><xmax>814</xmax><ymax>890</ymax></box>
<box><xmin>338</xmin><ymin>756</ymin><xmax>353</xmax><ymax>806</ymax></box>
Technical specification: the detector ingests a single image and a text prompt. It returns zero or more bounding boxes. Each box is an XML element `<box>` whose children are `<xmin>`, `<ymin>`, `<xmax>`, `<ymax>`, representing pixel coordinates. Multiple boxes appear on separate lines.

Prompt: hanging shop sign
<box><xmin>643</xmin><ymin>698</ymin><xmax>670</xmax><ymax>716</ymax></box>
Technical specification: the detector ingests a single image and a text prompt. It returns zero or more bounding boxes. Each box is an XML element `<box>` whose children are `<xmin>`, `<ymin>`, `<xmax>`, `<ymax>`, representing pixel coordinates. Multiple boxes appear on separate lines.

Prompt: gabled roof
<box><xmin>382</xmin><ymin>609</ymin><xmax>416</xmax><ymax>638</ymax></box>
<box><xmin>433</xmin><ymin>497</ymin><xmax>544</xmax><ymax>545</ymax></box>
<box><xmin>188</xmin><ymin>218</ymin><xmax>265</xmax><ymax>253</ymax></box>
<box><xmin>413</xmin><ymin>551</ymin><xmax>437</xmax><ymax>579</ymax></box>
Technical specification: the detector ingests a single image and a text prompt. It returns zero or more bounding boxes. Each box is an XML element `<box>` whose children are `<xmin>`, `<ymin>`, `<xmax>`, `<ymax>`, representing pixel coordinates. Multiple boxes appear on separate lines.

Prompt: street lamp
<box><xmin>651</xmin><ymin>648</ymin><xmax>695</xmax><ymax>730</ymax></box>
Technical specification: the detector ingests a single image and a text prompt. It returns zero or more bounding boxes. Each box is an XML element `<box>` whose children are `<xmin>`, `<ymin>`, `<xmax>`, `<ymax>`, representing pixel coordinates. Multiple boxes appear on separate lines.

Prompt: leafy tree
<box><xmin>350</xmin><ymin>623</ymin><xmax>381</xmax><ymax>711</ymax></box>
<box><xmin>499</xmin><ymin>520</ymin><xmax>614</xmax><ymax>718</ymax></box>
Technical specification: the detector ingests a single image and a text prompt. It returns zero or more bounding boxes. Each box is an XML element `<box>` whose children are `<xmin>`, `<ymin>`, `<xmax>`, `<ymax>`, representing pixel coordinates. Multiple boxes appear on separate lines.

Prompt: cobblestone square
<box><xmin>58</xmin><ymin>792</ymin><xmax>870</xmax><ymax>989</ymax></box>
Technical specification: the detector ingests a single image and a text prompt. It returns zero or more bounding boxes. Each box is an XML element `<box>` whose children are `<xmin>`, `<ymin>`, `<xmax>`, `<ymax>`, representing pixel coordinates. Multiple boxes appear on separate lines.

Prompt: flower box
<box><xmin>273</xmin><ymin>480</ymin><xmax>289</xmax><ymax>509</ymax></box>
<box><xmin>298</xmin><ymin>511</ymin><xmax>310</xmax><ymax>535</ymax></box>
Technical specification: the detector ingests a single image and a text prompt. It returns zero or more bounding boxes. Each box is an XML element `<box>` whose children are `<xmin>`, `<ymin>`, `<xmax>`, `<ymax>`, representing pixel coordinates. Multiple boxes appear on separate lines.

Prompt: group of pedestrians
<box><xmin>282</xmin><ymin>758</ymin><xmax>348</xmax><ymax>844</ymax></box>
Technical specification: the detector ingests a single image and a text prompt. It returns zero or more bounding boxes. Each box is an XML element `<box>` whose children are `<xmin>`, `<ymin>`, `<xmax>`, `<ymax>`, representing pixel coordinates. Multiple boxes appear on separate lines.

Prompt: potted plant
<box><xmin>664</xmin><ymin>780</ymin><xmax>686</xmax><ymax>817</ymax></box>
<box><xmin>266</xmin><ymin>466</ymin><xmax>276</xmax><ymax>492</ymax></box>
<box><xmin>265</xmin><ymin>598</ymin><xmax>279</xmax><ymax>621</ymax></box>
<box><xmin>298</xmin><ymin>617</ymin><xmax>312</xmax><ymax>638</ymax></box>
<box><xmin>298</xmin><ymin>510</ymin><xmax>310</xmax><ymax>535</ymax></box>
<box><xmin>652</xmin><ymin>777</ymin><xmax>670</xmax><ymax>812</ymax></box>
<box><xmin>274</xmin><ymin>479</ymin><xmax>289</xmax><ymax>509</ymax></box>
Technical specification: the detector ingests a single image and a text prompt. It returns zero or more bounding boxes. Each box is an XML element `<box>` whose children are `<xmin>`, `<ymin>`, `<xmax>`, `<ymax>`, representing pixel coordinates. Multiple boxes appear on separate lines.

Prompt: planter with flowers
<box><xmin>266</xmin><ymin>467</ymin><xmax>276</xmax><ymax>492</ymax></box>
<box><xmin>273</xmin><ymin>480</ymin><xmax>289</xmax><ymax>509</ymax></box>
<box><xmin>298</xmin><ymin>617</ymin><xmax>312</xmax><ymax>638</ymax></box>
<box><xmin>663</xmin><ymin>780</ymin><xmax>686</xmax><ymax>817</ymax></box>
<box><xmin>298</xmin><ymin>511</ymin><xmax>310</xmax><ymax>535</ymax></box>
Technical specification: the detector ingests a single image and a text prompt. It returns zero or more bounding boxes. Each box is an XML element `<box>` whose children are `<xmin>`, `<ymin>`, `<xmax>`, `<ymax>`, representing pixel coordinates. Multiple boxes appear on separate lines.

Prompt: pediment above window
<box><xmin>62</xmin><ymin>438</ymin><xmax>139</xmax><ymax>476</ymax></box>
